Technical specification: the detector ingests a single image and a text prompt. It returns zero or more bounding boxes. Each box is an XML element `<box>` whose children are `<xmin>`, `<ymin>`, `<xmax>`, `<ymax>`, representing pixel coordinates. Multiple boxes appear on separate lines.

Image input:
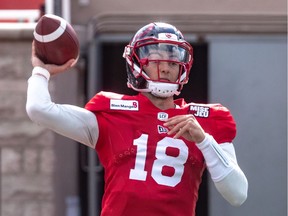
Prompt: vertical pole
<box><xmin>87</xmin><ymin>149</ymin><xmax>97</xmax><ymax>216</ymax></box>
<box><xmin>0</xmin><ymin>148</ymin><xmax>1</xmax><ymax>216</ymax></box>
<box><xmin>61</xmin><ymin>0</ymin><xmax>71</xmax><ymax>23</ymax></box>
<box><xmin>45</xmin><ymin>0</ymin><xmax>54</xmax><ymax>14</ymax></box>
<box><xmin>87</xmin><ymin>36</ymin><xmax>101</xmax><ymax>216</ymax></box>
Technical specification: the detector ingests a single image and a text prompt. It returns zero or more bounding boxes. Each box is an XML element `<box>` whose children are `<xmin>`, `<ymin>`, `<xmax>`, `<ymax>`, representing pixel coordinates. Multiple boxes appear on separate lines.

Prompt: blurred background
<box><xmin>0</xmin><ymin>0</ymin><xmax>286</xmax><ymax>216</ymax></box>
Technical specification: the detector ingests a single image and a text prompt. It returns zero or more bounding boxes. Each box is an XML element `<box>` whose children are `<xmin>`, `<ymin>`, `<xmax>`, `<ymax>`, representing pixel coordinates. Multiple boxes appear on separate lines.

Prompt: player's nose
<box><xmin>159</xmin><ymin>62</ymin><xmax>171</xmax><ymax>74</ymax></box>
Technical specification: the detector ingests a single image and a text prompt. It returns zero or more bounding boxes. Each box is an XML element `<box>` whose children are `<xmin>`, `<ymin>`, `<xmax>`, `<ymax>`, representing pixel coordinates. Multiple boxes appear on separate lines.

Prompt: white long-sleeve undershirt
<box><xmin>26</xmin><ymin>74</ymin><xmax>98</xmax><ymax>148</ymax></box>
<box><xmin>26</xmin><ymin>69</ymin><xmax>248</xmax><ymax>206</ymax></box>
<box><xmin>196</xmin><ymin>134</ymin><xmax>248</xmax><ymax>206</ymax></box>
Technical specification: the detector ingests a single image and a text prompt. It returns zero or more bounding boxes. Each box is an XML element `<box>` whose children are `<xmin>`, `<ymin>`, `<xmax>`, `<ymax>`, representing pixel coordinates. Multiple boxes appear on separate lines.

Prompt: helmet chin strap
<box><xmin>147</xmin><ymin>81</ymin><xmax>180</xmax><ymax>98</ymax></box>
<box><xmin>126</xmin><ymin>58</ymin><xmax>182</xmax><ymax>98</ymax></box>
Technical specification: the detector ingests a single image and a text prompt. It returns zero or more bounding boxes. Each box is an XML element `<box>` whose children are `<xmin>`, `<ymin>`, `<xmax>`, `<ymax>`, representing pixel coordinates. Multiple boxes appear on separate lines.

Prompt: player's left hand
<box><xmin>163</xmin><ymin>114</ymin><xmax>206</xmax><ymax>143</ymax></box>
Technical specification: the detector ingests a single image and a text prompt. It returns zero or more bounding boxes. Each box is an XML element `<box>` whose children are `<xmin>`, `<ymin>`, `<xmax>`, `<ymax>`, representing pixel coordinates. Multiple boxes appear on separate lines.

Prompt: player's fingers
<box><xmin>171</xmin><ymin>123</ymin><xmax>194</xmax><ymax>139</ymax></box>
<box><xmin>166</xmin><ymin>120</ymin><xmax>187</xmax><ymax>136</ymax></box>
<box><xmin>31</xmin><ymin>41</ymin><xmax>36</xmax><ymax>62</ymax></box>
<box><xmin>31</xmin><ymin>41</ymin><xmax>35</xmax><ymax>56</ymax></box>
<box><xmin>65</xmin><ymin>59</ymin><xmax>76</xmax><ymax>67</ymax></box>
<box><xmin>71</xmin><ymin>56</ymin><xmax>79</xmax><ymax>67</ymax></box>
<box><xmin>164</xmin><ymin>115</ymin><xmax>187</xmax><ymax>127</ymax></box>
<box><xmin>171</xmin><ymin>126</ymin><xmax>185</xmax><ymax>139</ymax></box>
<box><xmin>49</xmin><ymin>60</ymin><xmax>75</xmax><ymax>74</ymax></box>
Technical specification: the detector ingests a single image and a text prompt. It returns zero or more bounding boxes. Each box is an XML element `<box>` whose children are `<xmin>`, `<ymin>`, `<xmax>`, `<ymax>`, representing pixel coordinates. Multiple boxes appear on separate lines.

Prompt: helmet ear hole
<box><xmin>126</xmin><ymin>63</ymin><xmax>146</xmax><ymax>89</ymax></box>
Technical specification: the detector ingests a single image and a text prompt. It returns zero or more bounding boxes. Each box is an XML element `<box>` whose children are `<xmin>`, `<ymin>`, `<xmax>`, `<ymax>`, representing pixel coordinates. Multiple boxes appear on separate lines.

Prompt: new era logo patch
<box><xmin>158</xmin><ymin>125</ymin><xmax>168</xmax><ymax>134</ymax></box>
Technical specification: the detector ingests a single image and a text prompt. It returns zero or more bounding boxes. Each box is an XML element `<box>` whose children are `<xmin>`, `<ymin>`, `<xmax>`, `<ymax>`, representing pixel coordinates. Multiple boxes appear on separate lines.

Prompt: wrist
<box><xmin>32</xmin><ymin>66</ymin><xmax>50</xmax><ymax>81</ymax></box>
<box><xmin>196</xmin><ymin>133</ymin><xmax>208</xmax><ymax>145</ymax></box>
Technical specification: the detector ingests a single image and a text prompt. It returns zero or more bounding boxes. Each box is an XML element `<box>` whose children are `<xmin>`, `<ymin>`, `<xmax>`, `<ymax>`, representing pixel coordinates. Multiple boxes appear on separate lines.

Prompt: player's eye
<box><xmin>169</xmin><ymin>62</ymin><xmax>178</xmax><ymax>67</ymax></box>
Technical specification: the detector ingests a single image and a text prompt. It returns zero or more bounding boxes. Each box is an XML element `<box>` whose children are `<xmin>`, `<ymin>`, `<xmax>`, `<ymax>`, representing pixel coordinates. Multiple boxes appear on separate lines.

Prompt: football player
<box><xmin>27</xmin><ymin>22</ymin><xmax>248</xmax><ymax>216</ymax></box>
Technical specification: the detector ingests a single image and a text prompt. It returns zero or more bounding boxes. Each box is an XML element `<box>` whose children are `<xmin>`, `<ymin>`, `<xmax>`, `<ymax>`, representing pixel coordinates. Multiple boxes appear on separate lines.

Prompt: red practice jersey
<box><xmin>85</xmin><ymin>92</ymin><xmax>236</xmax><ymax>216</ymax></box>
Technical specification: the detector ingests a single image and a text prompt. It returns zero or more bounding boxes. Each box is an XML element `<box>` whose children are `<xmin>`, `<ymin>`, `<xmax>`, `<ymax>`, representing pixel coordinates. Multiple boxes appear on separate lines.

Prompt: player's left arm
<box><xmin>197</xmin><ymin>134</ymin><xmax>248</xmax><ymax>206</ymax></box>
<box><xmin>164</xmin><ymin>109</ymin><xmax>248</xmax><ymax>206</ymax></box>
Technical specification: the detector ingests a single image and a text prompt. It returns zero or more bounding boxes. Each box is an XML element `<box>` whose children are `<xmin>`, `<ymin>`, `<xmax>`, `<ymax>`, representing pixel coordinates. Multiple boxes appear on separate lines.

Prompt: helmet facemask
<box><xmin>123</xmin><ymin>23</ymin><xmax>193</xmax><ymax>98</ymax></box>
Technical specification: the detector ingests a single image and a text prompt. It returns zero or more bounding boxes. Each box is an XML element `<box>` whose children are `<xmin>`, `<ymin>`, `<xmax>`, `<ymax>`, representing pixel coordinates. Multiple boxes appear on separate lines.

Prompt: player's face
<box><xmin>142</xmin><ymin>49</ymin><xmax>181</xmax><ymax>83</ymax></box>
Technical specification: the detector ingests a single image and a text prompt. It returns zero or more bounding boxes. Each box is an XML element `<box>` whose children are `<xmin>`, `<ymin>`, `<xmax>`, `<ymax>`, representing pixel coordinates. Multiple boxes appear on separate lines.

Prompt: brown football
<box><xmin>33</xmin><ymin>14</ymin><xmax>79</xmax><ymax>65</ymax></box>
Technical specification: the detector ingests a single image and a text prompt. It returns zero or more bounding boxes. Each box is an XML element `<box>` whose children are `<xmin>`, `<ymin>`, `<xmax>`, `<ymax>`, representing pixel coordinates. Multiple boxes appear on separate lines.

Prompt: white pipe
<box><xmin>0</xmin><ymin>10</ymin><xmax>39</xmax><ymax>22</ymax></box>
<box><xmin>62</xmin><ymin>0</ymin><xmax>71</xmax><ymax>23</ymax></box>
<box><xmin>45</xmin><ymin>0</ymin><xmax>54</xmax><ymax>14</ymax></box>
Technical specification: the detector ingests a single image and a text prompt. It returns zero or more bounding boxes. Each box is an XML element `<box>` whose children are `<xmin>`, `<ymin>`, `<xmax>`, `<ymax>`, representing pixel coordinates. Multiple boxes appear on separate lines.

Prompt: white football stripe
<box><xmin>33</xmin><ymin>14</ymin><xmax>67</xmax><ymax>43</ymax></box>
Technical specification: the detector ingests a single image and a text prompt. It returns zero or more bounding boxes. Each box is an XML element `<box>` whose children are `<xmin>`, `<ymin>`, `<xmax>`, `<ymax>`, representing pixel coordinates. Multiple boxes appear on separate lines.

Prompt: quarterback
<box><xmin>26</xmin><ymin>22</ymin><xmax>248</xmax><ymax>216</ymax></box>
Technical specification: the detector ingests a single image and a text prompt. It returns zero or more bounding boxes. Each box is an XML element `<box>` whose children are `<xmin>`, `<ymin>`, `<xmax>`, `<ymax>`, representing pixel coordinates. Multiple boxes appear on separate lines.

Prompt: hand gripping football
<box><xmin>33</xmin><ymin>14</ymin><xmax>79</xmax><ymax>65</ymax></box>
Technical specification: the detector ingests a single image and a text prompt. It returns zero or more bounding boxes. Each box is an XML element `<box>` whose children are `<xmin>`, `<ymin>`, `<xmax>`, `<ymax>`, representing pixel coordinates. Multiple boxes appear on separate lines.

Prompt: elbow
<box><xmin>229</xmin><ymin>172</ymin><xmax>248</xmax><ymax>207</ymax></box>
<box><xmin>220</xmin><ymin>180</ymin><xmax>248</xmax><ymax>207</ymax></box>
<box><xmin>26</xmin><ymin>101</ymin><xmax>47</xmax><ymax>124</ymax></box>
<box><xmin>26</xmin><ymin>102</ymin><xmax>40</xmax><ymax>122</ymax></box>
<box><xmin>228</xmin><ymin>187</ymin><xmax>248</xmax><ymax>207</ymax></box>
<box><xmin>215</xmin><ymin>168</ymin><xmax>248</xmax><ymax>207</ymax></box>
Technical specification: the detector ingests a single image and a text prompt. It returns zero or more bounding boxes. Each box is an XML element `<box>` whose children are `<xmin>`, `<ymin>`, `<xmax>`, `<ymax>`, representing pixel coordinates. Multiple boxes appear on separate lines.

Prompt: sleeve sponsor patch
<box><xmin>190</xmin><ymin>105</ymin><xmax>210</xmax><ymax>118</ymax></box>
<box><xmin>110</xmin><ymin>99</ymin><xmax>139</xmax><ymax>111</ymax></box>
